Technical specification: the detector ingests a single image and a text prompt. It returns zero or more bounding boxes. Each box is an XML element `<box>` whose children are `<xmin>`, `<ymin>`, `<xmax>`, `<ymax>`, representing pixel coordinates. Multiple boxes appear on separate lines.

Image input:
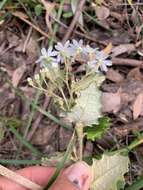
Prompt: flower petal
<box><xmin>41</xmin><ymin>48</ymin><xmax>47</xmax><ymax>57</ymax></box>
<box><xmin>104</xmin><ymin>60</ymin><xmax>112</xmax><ymax>66</ymax></box>
<box><xmin>100</xmin><ymin>63</ymin><xmax>108</xmax><ymax>72</ymax></box>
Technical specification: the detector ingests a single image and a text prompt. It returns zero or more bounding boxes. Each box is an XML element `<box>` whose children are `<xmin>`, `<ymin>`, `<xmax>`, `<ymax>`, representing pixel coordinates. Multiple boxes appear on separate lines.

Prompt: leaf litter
<box><xmin>0</xmin><ymin>1</ymin><xmax>143</xmax><ymax>189</ymax></box>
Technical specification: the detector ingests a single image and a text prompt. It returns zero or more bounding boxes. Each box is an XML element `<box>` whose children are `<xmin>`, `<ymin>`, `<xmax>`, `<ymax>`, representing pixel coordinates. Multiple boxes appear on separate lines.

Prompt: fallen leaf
<box><xmin>96</xmin><ymin>6</ymin><xmax>110</xmax><ymax>20</ymax></box>
<box><xmin>25</xmin><ymin>36</ymin><xmax>39</xmax><ymax>58</ymax></box>
<box><xmin>6</xmin><ymin>31</ymin><xmax>20</xmax><ymax>48</ymax></box>
<box><xmin>31</xmin><ymin>126</ymin><xmax>57</xmax><ymax>145</ymax></box>
<box><xmin>112</xmin><ymin>44</ymin><xmax>135</xmax><ymax>57</ymax></box>
<box><xmin>103</xmin><ymin>43</ymin><xmax>112</xmax><ymax>55</ymax></box>
<box><xmin>12</xmin><ymin>65</ymin><xmax>26</xmax><ymax>87</ymax></box>
<box><xmin>91</xmin><ymin>153</ymin><xmax>129</xmax><ymax>190</ymax></box>
<box><xmin>102</xmin><ymin>91</ymin><xmax>121</xmax><ymax>113</ymax></box>
<box><xmin>106</xmin><ymin>69</ymin><xmax>124</xmax><ymax>83</ymax></box>
<box><xmin>41</xmin><ymin>0</ymin><xmax>55</xmax><ymax>35</ymax></box>
<box><xmin>132</xmin><ymin>92</ymin><xmax>143</xmax><ymax>120</ymax></box>
<box><xmin>127</xmin><ymin>67</ymin><xmax>143</xmax><ymax>81</ymax></box>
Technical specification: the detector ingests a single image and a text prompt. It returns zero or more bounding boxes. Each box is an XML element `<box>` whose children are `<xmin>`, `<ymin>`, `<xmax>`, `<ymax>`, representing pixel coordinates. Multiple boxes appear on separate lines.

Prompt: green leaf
<box><xmin>125</xmin><ymin>177</ymin><xmax>143</xmax><ymax>190</ymax></box>
<box><xmin>63</xmin><ymin>12</ymin><xmax>73</xmax><ymax>18</ymax></box>
<box><xmin>91</xmin><ymin>153</ymin><xmax>129</xmax><ymax>190</ymax></box>
<box><xmin>67</xmin><ymin>81</ymin><xmax>102</xmax><ymax>125</ymax></box>
<box><xmin>0</xmin><ymin>0</ymin><xmax>8</xmax><ymax>10</ymax></box>
<box><xmin>72</xmin><ymin>74</ymin><xmax>105</xmax><ymax>92</ymax></box>
<box><xmin>0</xmin><ymin>122</ymin><xmax>4</xmax><ymax>140</ymax></box>
<box><xmin>35</xmin><ymin>4</ymin><xmax>43</xmax><ymax>16</ymax></box>
<box><xmin>85</xmin><ymin>117</ymin><xmax>110</xmax><ymax>141</ymax></box>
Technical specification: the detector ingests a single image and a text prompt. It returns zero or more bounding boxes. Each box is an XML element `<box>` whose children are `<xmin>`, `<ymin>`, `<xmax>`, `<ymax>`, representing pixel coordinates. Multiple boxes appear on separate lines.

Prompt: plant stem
<box><xmin>112</xmin><ymin>135</ymin><xmax>143</xmax><ymax>155</ymax></box>
<box><xmin>43</xmin><ymin>131</ymin><xmax>75</xmax><ymax>190</ymax></box>
<box><xmin>76</xmin><ymin>123</ymin><xmax>84</xmax><ymax>161</ymax></box>
<box><xmin>7</xmin><ymin>80</ymin><xmax>70</xmax><ymax>129</ymax></box>
<box><xmin>59</xmin><ymin>87</ymin><xmax>70</xmax><ymax>111</ymax></box>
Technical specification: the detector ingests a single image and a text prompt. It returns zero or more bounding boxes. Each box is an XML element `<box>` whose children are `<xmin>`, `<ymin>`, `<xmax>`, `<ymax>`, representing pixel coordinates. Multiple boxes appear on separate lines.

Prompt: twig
<box><xmin>22</xmin><ymin>27</ymin><xmax>32</xmax><ymax>52</ymax></box>
<box><xmin>51</xmin><ymin>14</ymin><xmax>107</xmax><ymax>45</ymax></box>
<box><xmin>27</xmin><ymin>96</ymin><xmax>50</xmax><ymax>141</ymax></box>
<box><xmin>12</xmin><ymin>12</ymin><xmax>50</xmax><ymax>39</ymax></box>
<box><xmin>112</xmin><ymin>58</ymin><xmax>143</xmax><ymax>67</ymax></box>
<box><xmin>0</xmin><ymin>165</ymin><xmax>42</xmax><ymax>190</ymax></box>
<box><xmin>62</xmin><ymin>0</ymin><xmax>86</xmax><ymax>43</ymax></box>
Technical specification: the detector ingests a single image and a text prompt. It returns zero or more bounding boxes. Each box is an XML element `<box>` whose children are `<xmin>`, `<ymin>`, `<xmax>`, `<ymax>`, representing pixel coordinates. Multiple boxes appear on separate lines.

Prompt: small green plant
<box><xmin>28</xmin><ymin>40</ymin><xmax>129</xmax><ymax>190</ymax></box>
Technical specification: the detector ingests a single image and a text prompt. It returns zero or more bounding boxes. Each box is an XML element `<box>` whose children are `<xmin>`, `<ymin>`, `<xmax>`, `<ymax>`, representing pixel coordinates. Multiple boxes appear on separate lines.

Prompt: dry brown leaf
<box><xmin>103</xmin><ymin>42</ymin><xmax>112</xmax><ymax>55</ymax></box>
<box><xmin>12</xmin><ymin>11</ymin><xmax>28</xmax><ymax>19</ymax></box>
<box><xmin>102</xmin><ymin>91</ymin><xmax>121</xmax><ymax>113</ymax></box>
<box><xmin>31</xmin><ymin>126</ymin><xmax>57</xmax><ymax>145</ymax></box>
<box><xmin>12</xmin><ymin>12</ymin><xmax>49</xmax><ymax>38</ymax></box>
<box><xmin>132</xmin><ymin>92</ymin><xmax>143</xmax><ymax>120</ymax></box>
<box><xmin>12</xmin><ymin>65</ymin><xmax>26</xmax><ymax>87</ymax></box>
<box><xmin>41</xmin><ymin>0</ymin><xmax>55</xmax><ymax>35</ymax></box>
<box><xmin>106</xmin><ymin>69</ymin><xmax>124</xmax><ymax>83</ymax></box>
<box><xmin>96</xmin><ymin>6</ymin><xmax>110</xmax><ymax>20</ymax></box>
<box><xmin>127</xmin><ymin>67</ymin><xmax>143</xmax><ymax>81</ymax></box>
<box><xmin>25</xmin><ymin>36</ymin><xmax>39</xmax><ymax>58</ymax></box>
<box><xmin>112</xmin><ymin>44</ymin><xmax>135</xmax><ymax>57</ymax></box>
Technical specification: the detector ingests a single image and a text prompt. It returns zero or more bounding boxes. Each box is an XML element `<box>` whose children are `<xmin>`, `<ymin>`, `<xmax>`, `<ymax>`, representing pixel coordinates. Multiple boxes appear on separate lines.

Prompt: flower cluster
<box><xmin>27</xmin><ymin>40</ymin><xmax>112</xmax><ymax>112</ymax></box>
<box><xmin>36</xmin><ymin>39</ymin><xmax>112</xmax><ymax>72</ymax></box>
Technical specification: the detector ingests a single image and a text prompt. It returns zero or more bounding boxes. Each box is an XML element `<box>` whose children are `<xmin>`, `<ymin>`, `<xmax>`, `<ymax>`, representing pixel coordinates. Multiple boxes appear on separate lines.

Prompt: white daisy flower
<box><xmin>87</xmin><ymin>51</ymin><xmax>112</xmax><ymax>72</ymax></box>
<box><xmin>83</xmin><ymin>45</ymin><xmax>97</xmax><ymax>55</ymax></box>
<box><xmin>36</xmin><ymin>47</ymin><xmax>59</xmax><ymax>68</ymax></box>
<box><xmin>96</xmin><ymin>51</ymin><xmax>112</xmax><ymax>72</ymax></box>
<box><xmin>69</xmin><ymin>39</ymin><xmax>83</xmax><ymax>56</ymax></box>
<box><xmin>55</xmin><ymin>40</ymin><xmax>71</xmax><ymax>62</ymax></box>
<box><xmin>36</xmin><ymin>47</ymin><xmax>58</xmax><ymax>64</ymax></box>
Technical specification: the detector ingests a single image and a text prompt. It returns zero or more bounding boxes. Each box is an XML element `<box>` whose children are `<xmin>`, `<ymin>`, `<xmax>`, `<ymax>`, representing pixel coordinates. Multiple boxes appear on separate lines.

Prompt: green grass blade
<box><xmin>43</xmin><ymin>131</ymin><xmax>75</xmax><ymax>190</ymax></box>
<box><xmin>0</xmin><ymin>0</ymin><xmax>8</xmax><ymax>10</ymax></box>
<box><xmin>9</xmin><ymin>126</ymin><xmax>42</xmax><ymax>156</ymax></box>
<box><xmin>125</xmin><ymin>178</ymin><xmax>143</xmax><ymax>190</ymax></box>
<box><xmin>13</xmin><ymin>85</ymin><xmax>70</xmax><ymax>129</ymax></box>
<box><xmin>16</xmin><ymin>90</ymin><xmax>41</xmax><ymax>159</ymax></box>
<box><xmin>0</xmin><ymin>159</ymin><xmax>41</xmax><ymax>165</ymax></box>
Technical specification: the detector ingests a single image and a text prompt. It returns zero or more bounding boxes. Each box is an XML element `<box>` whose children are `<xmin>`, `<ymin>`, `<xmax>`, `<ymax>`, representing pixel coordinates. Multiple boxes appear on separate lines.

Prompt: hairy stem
<box><xmin>76</xmin><ymin>122</ymin><xmax>84</xmax><ymax>161</ymax></box>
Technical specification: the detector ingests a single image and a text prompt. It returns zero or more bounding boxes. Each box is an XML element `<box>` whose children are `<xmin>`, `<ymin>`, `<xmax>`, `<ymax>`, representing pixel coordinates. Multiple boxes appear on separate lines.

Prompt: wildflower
<box><xmin>34</xmin><ymin>74</ymin><xmax>40</xmax><ymax>81</ymax></box>
<box><xmin>36</xmin><ymin>47</ymin><xmax>58</xmax><ymax>66</ymax></box>
<box><xmin>83</xmin><ymin>45</ymin><xmax>97</xmax><ymax>55</ymax></box>
<box><xmin>87</xmin><ymin>51</ymin><xmax>112</xmax><ymax>72</ymax></box>
<box><xmin>55</xmin><ymin>40</ymin><xmax>71</xmax><ymax>62</ymax></box>
<box><xmin>69</xmin><ymin>39</ymin><xmax>83</xmax><ymax>56</ymax></box>
<box><xmin>96</xmin><ymin>51</ymin><xmax>112</xmax><ymax>72</ymax></box>
<box><xmin>27</xmin><ymin>77</ymin><xmax>34</xmax><ymax>86</ymax></box>
<box><xmin>87</xmin><ymin>60</ymin><xmax>98</xmax><ymax>70</ymax></box>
